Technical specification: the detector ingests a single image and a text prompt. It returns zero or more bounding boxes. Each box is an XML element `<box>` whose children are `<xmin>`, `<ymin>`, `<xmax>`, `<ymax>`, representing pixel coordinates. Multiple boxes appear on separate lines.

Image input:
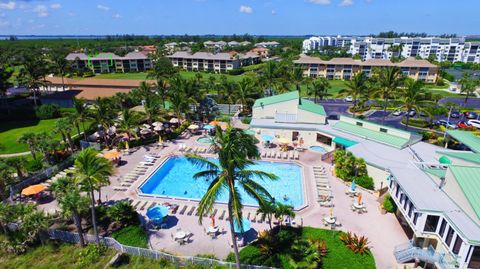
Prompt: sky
<box><xmin>0</xmin><ymin>0</ymin><xmax>479</xmax><ymax>36</ymax></box>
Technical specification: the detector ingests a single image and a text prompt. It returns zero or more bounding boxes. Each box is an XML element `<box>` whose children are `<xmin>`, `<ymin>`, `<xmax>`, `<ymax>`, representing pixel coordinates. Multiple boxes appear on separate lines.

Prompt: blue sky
<box><xmin>0</xmin><ymin>0</ymin><xmax>479</xmax><ymax>35</ymax></box>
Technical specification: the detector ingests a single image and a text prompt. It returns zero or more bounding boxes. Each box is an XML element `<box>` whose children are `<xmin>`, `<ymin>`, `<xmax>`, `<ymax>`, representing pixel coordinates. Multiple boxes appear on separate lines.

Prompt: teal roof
<box><xmin>439</xmin><ymin>156</ymin><xmax>452</xmax><ymax>164</ymax></box>
<box><xmin>447</xmin><ymin>130</ymin><xmax>480</xmax><ymax>153</ymax></box>
<box><xmin>449</xmin><ymin>165</ymin><xmax>480</xmax><ymax>219</ymax></box>
<box><xmin>253</xmin><ymin>91</ymin><xmax>299</xmax><ymax>108</ymax></box>
<box><xmin>333</xmin><ymin>121</ymin><xmax>410</xmax><ymax>149</ymax></box>
<box><xmin>423</xmin><ymin>168</ymin><xmax>447</xmax><ymax>178</ymax></box>
<box><xmin>298</xmin><ymin>98</ymin><xmax>326</xmax><ymax>116</ymax></box>
<box><xmin>341</xmin><ymin>115</ymin><xmax>413</xmax><ymax>137</ymax></box>
<box><xmin>436</xmin><ymin>151</ymin><xmax>480</xmax><ymax>165</ymax></box>
<box><xmin>333</xmin><ymin>136</ymin><xmax>358</xmax><ymax>147</ymax></box>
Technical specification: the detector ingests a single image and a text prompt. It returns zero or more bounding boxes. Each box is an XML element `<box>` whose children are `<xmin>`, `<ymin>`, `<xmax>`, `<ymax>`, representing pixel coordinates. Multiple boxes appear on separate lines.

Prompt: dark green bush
<box><xmin>25</xmin><ymin>158</ymin><xmax>43</xmax><ymax>172</ymax></box>
<box><xmin>106</xmin><ymin>201</ymin><xmax>139</xmax><ymax>227</ymax></box>
<box><xmin>227</xmin><ymin>69</ymin><xmax>244</xmax><ymax>75</ymax></box>
<box><xmin>241</xmin><ymin>117</ymin><xmax>252</xmax><ymax>124</ymax></box>
<box><xmin>354</xmin><ymin>176</ymin><xmax>374</xmax><ymax>190</ymax></box>
<box><xmin>401</xmin><ymin>118</ymin><xmax>428</xmax><ymax>128</ymax></box>
<box><xmin>382</xmin><ymin>194</ymin><xmax>397</xmax><ymax>213</ymax></box>
<box><xmin>35</xmin><ymin>104</ymin><xmax>61</xmax><ymax>119</ymax></box>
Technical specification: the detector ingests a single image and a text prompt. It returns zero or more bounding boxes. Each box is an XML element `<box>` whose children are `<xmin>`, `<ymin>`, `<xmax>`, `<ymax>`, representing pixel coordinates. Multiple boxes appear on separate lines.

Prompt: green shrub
<box><xmin>241</xmin><ymin>117</ymin><xmax>252</xmax><ymax>124</ymax></box>
<box><xmin>82</xmin><ymin>71</ymin><xmax>94</xmax><ymax>78</ymax></box>
<box><xmin>227</xmin><ymin>69</ymin><xmax>244</xmax><ymax>75</ymax></box>
<box><xmin>354</xmin><ymin>176</ymin><xmax>374</xmax><ymax>190</ymax></box>
<box><xmin>35</xmin><ymin>104</ymin><xmax>61</xmax><ymax>119</ymax></box>
<box><xmin>382</xmin><ymin>194</ymin><xmax>397</xmax><ymax>213</ymax></box>
<box><xmin>107</xmin><ymin>201</ymin><xmax>139</xmax><ymax>227</ymax></box>
<box><xmin>76</xmin><ymin>244</ymin><xmax>107</xmax><ymax>267</ymax></box>
<box><xmin>401</xmin><ymin>118</ymin><xmax>428</xmax><ymax>128</ymax></box>
<box><xmin>25</xmin><ymin>158</ymin><xmax>43</xmax><ymax>172</ymax></box>
<box><xmin>112</xmin><ymin>226</ymin><xmax>148</xmax><ymax>248</ymax></box>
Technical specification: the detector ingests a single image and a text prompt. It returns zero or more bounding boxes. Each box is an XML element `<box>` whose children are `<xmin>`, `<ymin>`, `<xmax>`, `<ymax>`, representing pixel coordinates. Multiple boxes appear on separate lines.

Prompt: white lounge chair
<box><xmin>139</xmin><ymin>162</ymin><xmax>154</xmax><ymax>166</ymax></box>
<box><xmin>277</xmin><ymin>152</ymin><xmax>283</xmax><ymax>159</ymax></box>
<box><xmin>261</xmin><ymin>151</ymin><xmax>267</xmax><ymax>158</ymax></box>
<box><xmin>113</xmin><ymin>186</ymin><xmax>128</xmax><ymax>191</ymax></box>
<box><xmin>293</xmin><ymin>151</ymin><xmax>299</xmax><ymax>160</ymax></box>
<box><xmin>283</xmin><ymin>152</ymin><xmax>288</xmax><ymax>159</ymax></box>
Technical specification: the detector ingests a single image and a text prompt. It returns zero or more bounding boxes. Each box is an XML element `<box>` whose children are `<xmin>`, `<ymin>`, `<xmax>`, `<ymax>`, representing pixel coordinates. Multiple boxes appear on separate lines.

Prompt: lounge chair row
<box><xmin>113</xmin><ymin>157</ymin><xmax>159</xmax><ymax>191</ymax></box>
<box><xmin>314</xmin><ymin>166</ymin><xmax>333</xmax><ymax>207</ymax></box>
<box><xmin>260</xmin><ymin>150</ymin><xmax>299</xmax><ymax>160</ymax></box>
<box><xmin>44</xmin><ymin>166</ymin><xmax>76</xmax><ymax>187</ymax></box>
<box><xmin>178</xmin><ymin>144</ymin><xmax>212</xmax><ymax>154</ymax></box>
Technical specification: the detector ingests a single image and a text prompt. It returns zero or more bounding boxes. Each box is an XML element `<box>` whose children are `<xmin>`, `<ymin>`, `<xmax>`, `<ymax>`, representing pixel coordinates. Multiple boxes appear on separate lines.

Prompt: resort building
<box><xmin>249</xmin><ymin>47</ymin><xmax>270</xmax><ymax>58</ymax></box>
<box><xmin>302</xmin><ymin>36</ymin><xmax>480</xmax><ymax>63</ymax></box>
<box><xmin>250</xmin><ymin>92</ymin><xmax>480</xmax><ymax>268</ymax></box>
<box><xmin>254</xmin><ymin>41</ymin><xmax>281</xmax><ymax>48</ymax></box>
<box><xmin>294</xmin><ymin>55</ymin><xmax>439</xmax><ymax>83</ymax></box>
<box><xmin>167</xmin><ymin>51</ymin><xmax>260</xmax><ymax>72</ymax></box>
<box><xmin>66</xmin><ymin>52</ymin><xmax>153</xmax><ymax>73</ymax></box>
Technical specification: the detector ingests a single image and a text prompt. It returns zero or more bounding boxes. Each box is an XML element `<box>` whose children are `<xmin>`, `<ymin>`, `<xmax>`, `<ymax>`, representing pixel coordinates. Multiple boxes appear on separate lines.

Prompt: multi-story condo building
<box><xmin>303</xmin><ymin>36</ymin><xmax>480</xmax><ymax>63</ymax></box>
<box><xmin>254</xmin><ymin>41</ymin><xmax>281</xmax><ymax>48</ymax></box>
<box><xmin>294</xmin><ymin>55</ymin><xmax>439</xmax><ymax>83</ymax></box>
<box><xmin>66</xmin><ymin>52</ymin><xmax>153</xmax><ymax>73</ymax></box>
<box><xmin>167</xmin><ymin>51</ymin><xmax>260</xmax><ymax>73</ymax></box>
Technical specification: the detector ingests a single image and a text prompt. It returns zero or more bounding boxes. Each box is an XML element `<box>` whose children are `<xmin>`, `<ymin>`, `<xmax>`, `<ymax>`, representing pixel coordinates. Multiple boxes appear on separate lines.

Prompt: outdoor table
<box><xmin>323</xmin><ymin>216</ymin><xmax>336</xmax><ymax>225</ymax></box>
<box><xmin>175</xmin><ymin>231</ymin><xmax>187</xmax><ymax>240</ymax></box>
<box><xmin>207</xmin><ymin>226</ymin><xmax>219</xmax><ymax>234</ymax></box>
<box><xmin>353</xmin><ymin>202</ymin><xmax>365</xmax><ymax>209</ymax></box>
<box><xmin>346</xmin><ymin>189</ymin><xmax>359</xmax><ymax>196</ymax></box>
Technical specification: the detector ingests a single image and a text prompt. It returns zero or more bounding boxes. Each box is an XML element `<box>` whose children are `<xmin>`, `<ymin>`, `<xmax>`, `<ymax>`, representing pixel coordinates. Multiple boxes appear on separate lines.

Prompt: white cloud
<box><xmin>50</xmin><ymin>3</ymin><xmax>62</xmax><ymax>9</ymax></box>
<box><xmin>339</xmin><ymin>0</ymin><xmax>353</xmax><ymax>6</ymax></box>
<box><xmin>113</xmin><ymin>13</ymin><xmax>121</xmax><ymax>19</ymax></box>
<box><xmin>239</xmin><ymin>5</ymin><xmax>253</xmax><ymax>14</ymax></box>
<box><xmin>33</xmin><ymin>5</ymin><xmax>48</xmax><ymax>17</ymax></box>
<box><xmin>97</xmin><ymin>4</ymin><xmax>110</xmax><ymax>11</ymax></box>
<box><xmin>306</xmin><ymin>0</ymin><xmax>331</xmax><ymax>5</ymax></box>
<box><xmin>271</xmin><ymin>10</ymin><xmax>276</xmax><ymax>15</ymax></box>
<box><xmin>0</xmin><ymin>1</ymin><xmax>16</xmax><ymax>10</ymax></box>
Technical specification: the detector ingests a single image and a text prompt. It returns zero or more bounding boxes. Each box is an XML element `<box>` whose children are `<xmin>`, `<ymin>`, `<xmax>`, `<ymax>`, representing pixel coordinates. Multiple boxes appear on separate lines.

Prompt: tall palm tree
<box><xmin>290</xmin><ymin>65</ymin><xmax>305</xmax><ymax>95</ymax></box>
<box><xmin>17</xmin><ymin>132</ymin><xmax>38</xmax><ymax>160</ymax></box>
<box><xmin>73</xmin><ymin>148</ymin><xmax>113</xmax><ymax>245</ymax></box>
<box><xmin>307</xmin><ymin>77</ymin><xmax>331</xmax><ymax>103</ymax></box>
<box><xmin>339</xmin><ymin>72</ymin><xmax>367</xmax><ymax>117</ymax></box>
<box><xmin>221</xmin><ymin>81</ymin><xmax>238</xmax><ymax>115</ymax></box>
<box><xmin>261</xmin><ymin>61</ymin><xmax>279</xmax><ymax>96</ymax></box>
<box><xmin>236</xmin><ymin>78</ymin><xmax>260</xmax><ymax>113</ymax></box>
<box><xmin>459</xmin><ymin>72</ymin><xmax>477</xmax><ymax>105</ymax></box>
<box><xmin>49</xmin><ymin>49</ymin><xmax>70</xmax><ymax>91</ymax></box>
<box><xmin>274</xmin><ymin>203</ymin><xmax>295</xmax><ymax>231</ymax></box>
<box><xmin>147</xmin><ymin>55</ymin><xmax>177</xmax><ymax>108</ymax></box>
<box><xmin>186</xmin><ymin>127</ymin><xmax>278</xmax><ymax>269</ymax></box>
<box><xmin>118</xmin><ymin>108</ymin><xmax>142</xmax><ymax>140</ymax></box>
<box><xmin>398</xmin><ymin>78</ymin><xmax>426</xmax><ymax>129</ymax></box>
<box><xmin>17</xmin><ymin>54</ymin><xmax>49</xmax><ymax>107</ymax></box>
<box><xmin>3</xmin><ymin>156</ymin><xmax>28</xmax><ymax>179</ymax></box>
<box><xmin>51</xmin><ymin>177</ymin><xmax>89</xmax><ymax>247</ymax></box>
<box><xmin>372</xmin><ymin>66</ymin><xmax>404</xmax><ymax>123</ymax></box>
<box><xmin>54</xmin><ymin>118</ymin><xmax>75</xmax><ymax>152</ymax></box>
<box><xmin>256</xmin><ymin>200</ymin><xmax>276</xmax><ymax>230</ymax></box>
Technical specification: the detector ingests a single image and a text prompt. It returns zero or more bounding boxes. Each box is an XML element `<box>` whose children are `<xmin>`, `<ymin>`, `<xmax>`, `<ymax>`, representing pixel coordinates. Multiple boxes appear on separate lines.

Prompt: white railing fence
<box><xmin>47</xmin><ymin>229</ymin><xmax>276</xmax><ymax>269</ymax></box>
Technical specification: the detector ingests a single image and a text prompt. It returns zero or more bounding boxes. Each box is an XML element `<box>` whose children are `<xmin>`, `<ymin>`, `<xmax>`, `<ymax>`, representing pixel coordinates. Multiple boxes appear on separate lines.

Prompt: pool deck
<box><xmin>39</xmin><ymin>132</ymin><xmax>408</xmax><ymax>268</ymax></box>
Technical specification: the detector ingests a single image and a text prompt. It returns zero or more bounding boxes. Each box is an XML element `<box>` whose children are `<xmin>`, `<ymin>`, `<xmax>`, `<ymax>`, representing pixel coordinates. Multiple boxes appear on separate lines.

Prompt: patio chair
<box><xmin>277</xmin><ymin>152</ymin><xmax>283</xmax><ymax>159</ymax></box>
<box><xmin>270</xmin><ymin>151</ymin><xmax>276</xmax><ymax>158</ymax></box>
<box><xmin>283</xmin><ymin>152</ymin><xmax>288</xmax><ymax>159</ymax></box>
<box><xmin>261</xmin><ymin>151</ymin><xmax>267</xmax><ymax>158</ymax></box>
<box><xmin>294</xmin><ymin>151</ymin><xmax>299</xmax><ymax>160</ymax></box>
<box><xmin>288</xmin><ymin>151</ymin><xmax>294</xmax><ymax>159</ymax></box>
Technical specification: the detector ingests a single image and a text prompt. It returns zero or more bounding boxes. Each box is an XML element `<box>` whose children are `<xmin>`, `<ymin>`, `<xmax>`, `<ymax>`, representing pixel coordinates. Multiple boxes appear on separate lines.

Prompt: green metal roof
<box><xmin>447</xmin><ymin>130</ymin><xmax>480</xmax><ymax>153</ymax></box>
<box><xmin>253</xmin><ymin>91</ymin><xmax>299</xmax><ymax>108</ymax></box>
<box><xmin>340</xmin><ymin>115</ymin><xmax>413</xmax><ymax>137</ymax></box>
<box><xmin>423</xmin><ymin>168</ymin><xmax>447</xmax><ymax>178</ymax></box>
<box><xmin>436</xmin><ymin>151</ymin><xmax>480</xmax><ymax>165</ymax></box>
<box><xmin>449</xmin><ymin>165</ymin><xmax>480</xmax><ymax>219</ymax></box>
<box><xmin>298</xmin><ymin>98</ymin><xmax>326</xmax><ymax>116</ymax></box>
<box><xmin>333</xmin><ymin>136</ymin><xmax>358</xmax><ymax>147</ymax></box>
<box><xmin>439</xmin><ymin>156</ymin><xmax>452</xmax><ymax>164</ymax></box>
<box><xmin>333</xmin><ymin>121</ymin><xmax>410</xmax><ymax>149</ymax></box>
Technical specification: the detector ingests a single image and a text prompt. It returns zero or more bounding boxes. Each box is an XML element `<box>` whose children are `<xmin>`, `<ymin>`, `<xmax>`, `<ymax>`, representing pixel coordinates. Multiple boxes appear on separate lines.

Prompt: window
<box><xmin>356</xmin><ymin>122</ymin><xmax>363</xmax><ymax>127</ymax></box>
<box><xmin>408</xmin><ymin>203</ymin><xmax>414</xmax><ymax>218</ymax></box>
<box><xmin>413</xmin><ymin>213</ymin><xmax>419</xmax><ymax>225</ymax></box>
<box><xmin>380</xmin><ymin>128</ymin><xmax>388</xmax><ymax>133</ymax></box>
<box><xmin>439</xmin><ymin>219</ymin><xmax>447</xmax><ymax>238</ymax></box>
<box><xmin>445</xmin><ymin>227</ymin><xmax>455</xmax><ymax>247</ymax></box>
<box><xmin>424</xmin><ymin>215</ymin><xmax>440</xmax><ymax>233</ymax></box>
<box><xmin>452</xmin><ymin>235</ymin><xmax>463</xmax><ymax>255</ymax></box>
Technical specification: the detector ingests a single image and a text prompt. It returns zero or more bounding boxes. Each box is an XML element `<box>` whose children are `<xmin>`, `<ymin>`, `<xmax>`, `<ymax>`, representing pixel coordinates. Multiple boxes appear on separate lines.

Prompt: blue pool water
<box><xmin>140</xmin><ymin>156</ymin><xmax>304</xmax><ymax>208</ymax></box>
<box><xmin>310</xmin><ymin>145</ymin><xmax>328</xmax><ymax>154</ymax></box>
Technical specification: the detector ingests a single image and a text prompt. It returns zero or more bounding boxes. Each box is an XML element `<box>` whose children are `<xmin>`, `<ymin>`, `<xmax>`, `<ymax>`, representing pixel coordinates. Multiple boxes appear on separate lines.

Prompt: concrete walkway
<box><xmin>0</xmin><ymin>151</ymin><xmax>30</xmax><ymax>158</ymax></box>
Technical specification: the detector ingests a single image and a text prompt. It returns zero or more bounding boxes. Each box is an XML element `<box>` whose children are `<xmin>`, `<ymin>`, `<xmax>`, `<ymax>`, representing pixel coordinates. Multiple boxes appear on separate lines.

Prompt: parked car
<box><xmin>408</xmin><ymin>109</ymin><xmax>416</xmax><ymax>117</ymax></box>
<box><xmin>450</xmin><ymin>111</ymin><xmax>461</xmax><ymax>118</ymax></box>
<box><xmin>463</xmin><ymin>111</ymin><xmax>478</xmax><ymax>119</ymax></box>
<box><xmin>344</xmin><ymin>96</ymin><xmax>353</xmax><ymax>102</ymax></box>
<box><xmin>436</xmin><ymin>120</ymin><xmax>458</xmax><ymax>129</ymax></box>
<box><xmin>468</xmin><ymin>119</ymin><xmax>480</xmax><ymax>129</ymax></box>
<box><xmin>457</xmin><ymin>121</ymin><xmax>472</xmax><ymax>129</ymax></box>
<box><xmin>392</xmin><ymin>110</ymin><xmax>403</xmax><ymax>116</ymax></box>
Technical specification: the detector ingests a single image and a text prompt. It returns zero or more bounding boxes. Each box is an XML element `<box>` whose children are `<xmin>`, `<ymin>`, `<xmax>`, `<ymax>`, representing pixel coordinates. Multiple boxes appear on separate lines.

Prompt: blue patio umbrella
<box><xmin>203</xmin><ymin>124</ymin><xmax>215</xmax><ymax>130</ymax></box>
<box><xmin>351</xmin><ymin>179</ymin><xmax>356</xmax><ymax>191</ymax></box>
<box><xmin>146</xmin><ymin>205</ymin><xmax>169</xmax><ymax>223</ymax></box>
<box><xmin>261</xmin><ymin>135</ymin><xmax>274</xmax><ymax>141</ymax></box>
<box><xmin>233</xmin><ymin>218</ymin><xmax>251</xmax><ymax>234</ymax></box>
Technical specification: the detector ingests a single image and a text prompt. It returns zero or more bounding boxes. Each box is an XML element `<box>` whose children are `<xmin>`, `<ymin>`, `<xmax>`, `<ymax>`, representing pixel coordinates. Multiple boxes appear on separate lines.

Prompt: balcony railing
<box><xmin>394</xmin><ymin>241</ymin><xmax>458</xmax><ymax>269</ymax></box>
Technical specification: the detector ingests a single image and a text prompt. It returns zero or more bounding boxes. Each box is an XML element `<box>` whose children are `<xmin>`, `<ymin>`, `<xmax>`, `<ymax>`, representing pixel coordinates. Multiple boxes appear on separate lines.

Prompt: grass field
<box><xmin>93</xmin><ymin>71</ymin><xmax>247</xmax><ymax>82</ymax></box>
<box><xmin>0</xmin><ymin>118</ymin><xmax>90</xmax><ymax>155</ymax></box>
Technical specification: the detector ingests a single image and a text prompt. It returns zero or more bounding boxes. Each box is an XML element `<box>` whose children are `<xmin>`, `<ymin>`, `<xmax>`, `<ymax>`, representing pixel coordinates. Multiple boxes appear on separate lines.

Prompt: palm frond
<box><xmin>185</xmin><ymin>154</ymin><xmax>219</xmax><ymax>172</ymax></box>
<box><xmin>197</xmin><ymin>175</ymin><xmax>226</xmax><ymax>224</ymax></box>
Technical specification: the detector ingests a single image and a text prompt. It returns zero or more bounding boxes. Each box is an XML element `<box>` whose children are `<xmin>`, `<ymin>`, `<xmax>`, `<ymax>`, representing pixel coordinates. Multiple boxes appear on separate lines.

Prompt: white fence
<box><xmin>47</xmin><ymin>229</ymin><xmax>276</xmax><ymax>269</ymax></box>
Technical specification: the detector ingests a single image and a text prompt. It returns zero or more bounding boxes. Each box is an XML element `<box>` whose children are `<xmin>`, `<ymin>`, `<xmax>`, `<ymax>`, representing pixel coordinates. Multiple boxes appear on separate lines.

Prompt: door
<box><xmin>292</xmin><ymin>131</ymin><xmax>299</xmax><ymax>141</ymax></box>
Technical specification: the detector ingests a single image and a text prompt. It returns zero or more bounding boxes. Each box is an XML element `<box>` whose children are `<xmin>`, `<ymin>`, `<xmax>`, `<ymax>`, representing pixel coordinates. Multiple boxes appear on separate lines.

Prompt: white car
<box><xmin>392</xmin><ymin>110</ymin><xmax>403</xmax><ymax>116</ymax></box>
<box><xmin>344</xmin><ymin>96</ymin><xmax>353</xmax><ymax>102</ymax></box>
<box><xmin>468</xmin><ymin>120</ymin><xmax>480</xmax><ymax>129</ymax></box>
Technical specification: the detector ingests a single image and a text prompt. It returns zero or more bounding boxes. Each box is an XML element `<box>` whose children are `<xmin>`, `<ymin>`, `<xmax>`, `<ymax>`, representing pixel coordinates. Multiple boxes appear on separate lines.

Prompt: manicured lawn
<box><xmin>300</xmin><ymin>80</ymin><xmax>347</xmax><ymax>98</ymax></box>
<box><xmin>93</xmin><ymin>71</ymin><xmax>247</xmax><ymax>82</ymax></box>
<box><xmin>235</xmin><ymin>227</ymin><xmax>376</xmax><ymax>269</ymax></box>
<box><xmin>94</xmin><ymin>72</ymin><xmax>150</xmax><ymax>80</ymax></box>
<box><xmin>112</xmin><ymin>226</ymin><xmax>149</xmax><ymax>248</ymax></box>
<box><xmin>424</xmin><ymin>89</ymin><xmax>462</xmax><ymax>98</ymax></box>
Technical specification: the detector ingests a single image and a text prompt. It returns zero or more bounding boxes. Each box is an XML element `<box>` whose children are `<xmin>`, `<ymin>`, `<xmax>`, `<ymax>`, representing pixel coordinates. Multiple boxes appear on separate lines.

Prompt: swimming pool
<box><xmin>309</xmin><ymin>145</ymin><xmax>328</xmax><ymax>154</ymax></box>
<box><xmin>139</xmin><ymin>156</ymin><xmax>304</xmax><ymax>208</ymax></box>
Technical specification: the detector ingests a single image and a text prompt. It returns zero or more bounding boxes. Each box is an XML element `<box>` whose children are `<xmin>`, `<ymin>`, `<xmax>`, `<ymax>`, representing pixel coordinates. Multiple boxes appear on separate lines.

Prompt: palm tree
<box><xmin>54</xmin><ymin>118</ymin><xmax>75</xmax><ymax>152</ymax></box>
<box><xmin>3</xmin><ymin>156</ymin><xmax>28</xmax><ymax>178</ymax></box>
<box><xmin>261</xmin><ymin>61</ymin><xmax>279</xmax><ymax>96</ymax></box>
<box><xmin>73</xmin><ymin>148</ymin><xmax>113</xmax><ymax>245</ymax></box>
<box><xmin>398</xmin><ymin>78</ymin><xmax>426</xmax><ymax>129</ymax></box>
<box><xmin>221</xmin><ymin>81</ymin><xmax>238</xmax><ymax>115</ymax></box>
<box><xmin>339</xmin><ymin>72</ymin><xmax>367</xmax><ymax>117</ymax></box>
<box><xmin>236</xmin><ymin>78</ymin><xmax>260</xmax><ymax>113</ymax></box>
<box><xmin>459</xmin><ymin>73</ymin><xmax>477</xmax><ymax>104</ymax></box>
<box><xmin>51</xmin><ymin>177</ymin><xmax>89</xmax><ymax>247</ymax></box>
<box><xmin>147</xmin><ymin>55</ymin><xmax>177</xmax><ymax>108</ymax></box>
<box><xmin>290</xmin><ymin>65</ymin><xmax>305</xmax><ymax>95</ymax></box>
<box><xmin>273</xmin><ymin>203</ymin><xmax>295</xmax><ymax>231</ymax></box>
<box><xmin>256</xmin><ymin>200</ymin><xmax>276</xmax><ymax>230</ymax></box>
<box><xmin>372</xmin><ymin>66</ymin><xmax>404</xmax><ymax>123</ymax></box>
<box><xmin>0</xmin><ymin>163</ymin><xmax>15</xmax><ymax>201</ymax></box>
<box><xmin>17</xmin><ymin>132</ymin><xmax>38</xmax><ymax>160</ymax></box>
<box><xmin>35</xmin><ymin>132</ymin><xmax>59</xmax><ymax>164</ymax></box>
<box><xmin>186</xmin><ymin>127</ymin><xmax>278</xmax><ymax>269</ymax></box>
<box><xmin>118</xmin><ymin>108</ymin><xmax>142</xmax><ymax>140</ymax></box>
<box><xmin>49</xmin><ymin>50</ymin><xmax>70</xmax><ymax>91</ymax></box>
<box><xmin>17</xmin><ymin>54</ymin><xmax>49</xmax><ymax>107</ymax></box>
<box><xmin>71</xmin><ymin>98</ymin><xmax>89</xmax><ymax>140</ymax></box>
<box><xmin>307</xmin><ymin>77</ymin><xmax>330</xmax><ymax>103</ymax></box>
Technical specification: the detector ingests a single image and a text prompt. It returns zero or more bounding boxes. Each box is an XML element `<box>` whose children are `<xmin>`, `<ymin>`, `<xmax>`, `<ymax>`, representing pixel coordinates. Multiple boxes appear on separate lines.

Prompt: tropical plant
<box><xmin>372</xmin><ymin>66</ymin><xmax>404</xmax><ymax>123</ymax></box>
<box><xmin>118</xmin><ymin>108</ymin><xmax>142</xmax><ymax>140</ymax></box>
<box><xmin>186</xmin><ymin>127</ymin><xmax>278</xmax><ymax>269</ymax></box>
<box><xmin>261</xmin><ymin>61</ymin><xmax>279</xmax><ymax>95</ymax></box>
<box><xmin>73</xmin><ymin>148</ymin><xmax>113</xmax><ymax>245</ymax></box>
<box><xmin>256</xmin><ymin>200</ymin><xmax>276</xmax><ymax>230</ymax></box>
<box><xmin>51</xmin><ymin>177</ymin><xmax>89</xmax><ymax>247</ymax></box>
<box><xmin>0</xmin><ymin>163</ymin><xmax>15</xmax><ymax>201</ymax></box>
<box><xmin>307</xmin><ymin>77</ymin><xmax>330</xmax><ymax>102</ymax></box>
<box><xmin>34</xmin><ymin>132</ymin><xmax>59</xmax><ymax>164</ymax></box>
<box><xmin>35</xmin><ymin>104</ymin><xmax>61</xmax><ymax>119</ymax></box>
<box><xmin>54</xmin><ymin>117</ymin><xmax>75</xmax><ymax>151</ymax></box>
<box><xmin>311</xmin><ymin>239</ymin><xmax>328</xmax><ymax>257</ymax></box>
<box><xmin>274</xmin><ymin>203</ymin><xmax>295</xmax><ymax>230</ymax></box>
<box><xmin>459</xmin><ymin>72</ymin><xmax>478</xmax><ymax>104</ymax></box>
<box><xmin>48</xmin><ymin>49</ymin><xmax>70</xmax><ymax>91</ymax></box>
<box><xmin>397</xmin><ymin>78</ymin><xmax>426</xmax><ymax>129</ymax></box>
<box><xmin>236</xmin><ymin>78</ymin><xmax>260</xmax><ymax>113</ymax></box>
<box><xmin>339</xmin><ymin>232</ymin><xmax>370</xmax><ymax>254</ymax></box>
<box><xmin>290</xmin><ymin>65</ymin><xmax>305</xmax><ymax>94</ymax></box>
<box><xmin>106</xmin><ymin>200</ymin><xmax>138</xmax><ymax>227</ymax></box>
<box><xmin>339</xmin><ymin>72</ymin><xmax>367</xmax><ymax>116</ymax></box>
<box><xmin>71</xmin><ymin>98</ymin><xmax>90</xmax><ymax>140</ymax></box>
<box><xmin>287</xmin><ymin>239</ymin><xmax>321</xmax><ymax>269</ymax></box>
<box><xmin>17</xmin><ymin>54</ymin><xmax>49</xmax><ymax>107</ymax></box>
<box><xmin>2</xmin><ymin>156</ymin><xmax>28</xmax><ymax>179</ymax></box>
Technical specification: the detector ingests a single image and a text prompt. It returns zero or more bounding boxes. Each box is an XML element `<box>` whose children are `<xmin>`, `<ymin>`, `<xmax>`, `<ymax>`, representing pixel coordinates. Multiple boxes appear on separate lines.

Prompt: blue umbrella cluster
<box><xmin>233</xmin><ymin>218</ymin><xmax>251</xmax><ymax>234</ymax></box>
<box><xmin>261</xmin><ymin>135</ymin><xmax>274</xmax><ymax>141</ymax></box>
<box><xmin>146</xmin><ymin>205</ymin><xmax>169</xmax><ymax>224</ymax></box>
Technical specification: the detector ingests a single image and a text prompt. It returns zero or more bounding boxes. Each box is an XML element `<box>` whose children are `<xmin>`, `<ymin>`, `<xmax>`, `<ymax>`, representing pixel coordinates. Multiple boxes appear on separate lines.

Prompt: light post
<box><xmin>443</xmin><ymin>106</ymin><xmax>453</xmax><ymax>149</ymax></box>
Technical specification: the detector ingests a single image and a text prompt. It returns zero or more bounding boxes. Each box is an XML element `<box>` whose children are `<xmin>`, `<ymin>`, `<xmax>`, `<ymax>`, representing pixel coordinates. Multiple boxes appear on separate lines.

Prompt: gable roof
<box><xmin>447</xmin><ymin>130</ymin><xmax>480</xmax><ymax>153</ymax></box>
<box><xmin>333</xmin><ymin>121</ymin><xmax>410</xmax><ymax>149</ymax></box>
<box><xmin>449</xmin><ymin>165</ymin><xmax>480</xmax><ymax>219</ymax></box>
<box><xmin>436</xmin><ymin>151</ymin><xmax>480</xmax><ymax>165</ymax></box>
<box><xmin>423</xmin><ymin>168</ymin><xmax>447</xmax><ymax>178</ymax></box>
<box><xmin>298</xmin><ymin>98</ymin><xmax>326</xmax><ymax>116</ymax></box>
<box><xmin>253</xmin><ymin>91</ymin><xmax>299</xmax><ymax>108</ymax></box>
